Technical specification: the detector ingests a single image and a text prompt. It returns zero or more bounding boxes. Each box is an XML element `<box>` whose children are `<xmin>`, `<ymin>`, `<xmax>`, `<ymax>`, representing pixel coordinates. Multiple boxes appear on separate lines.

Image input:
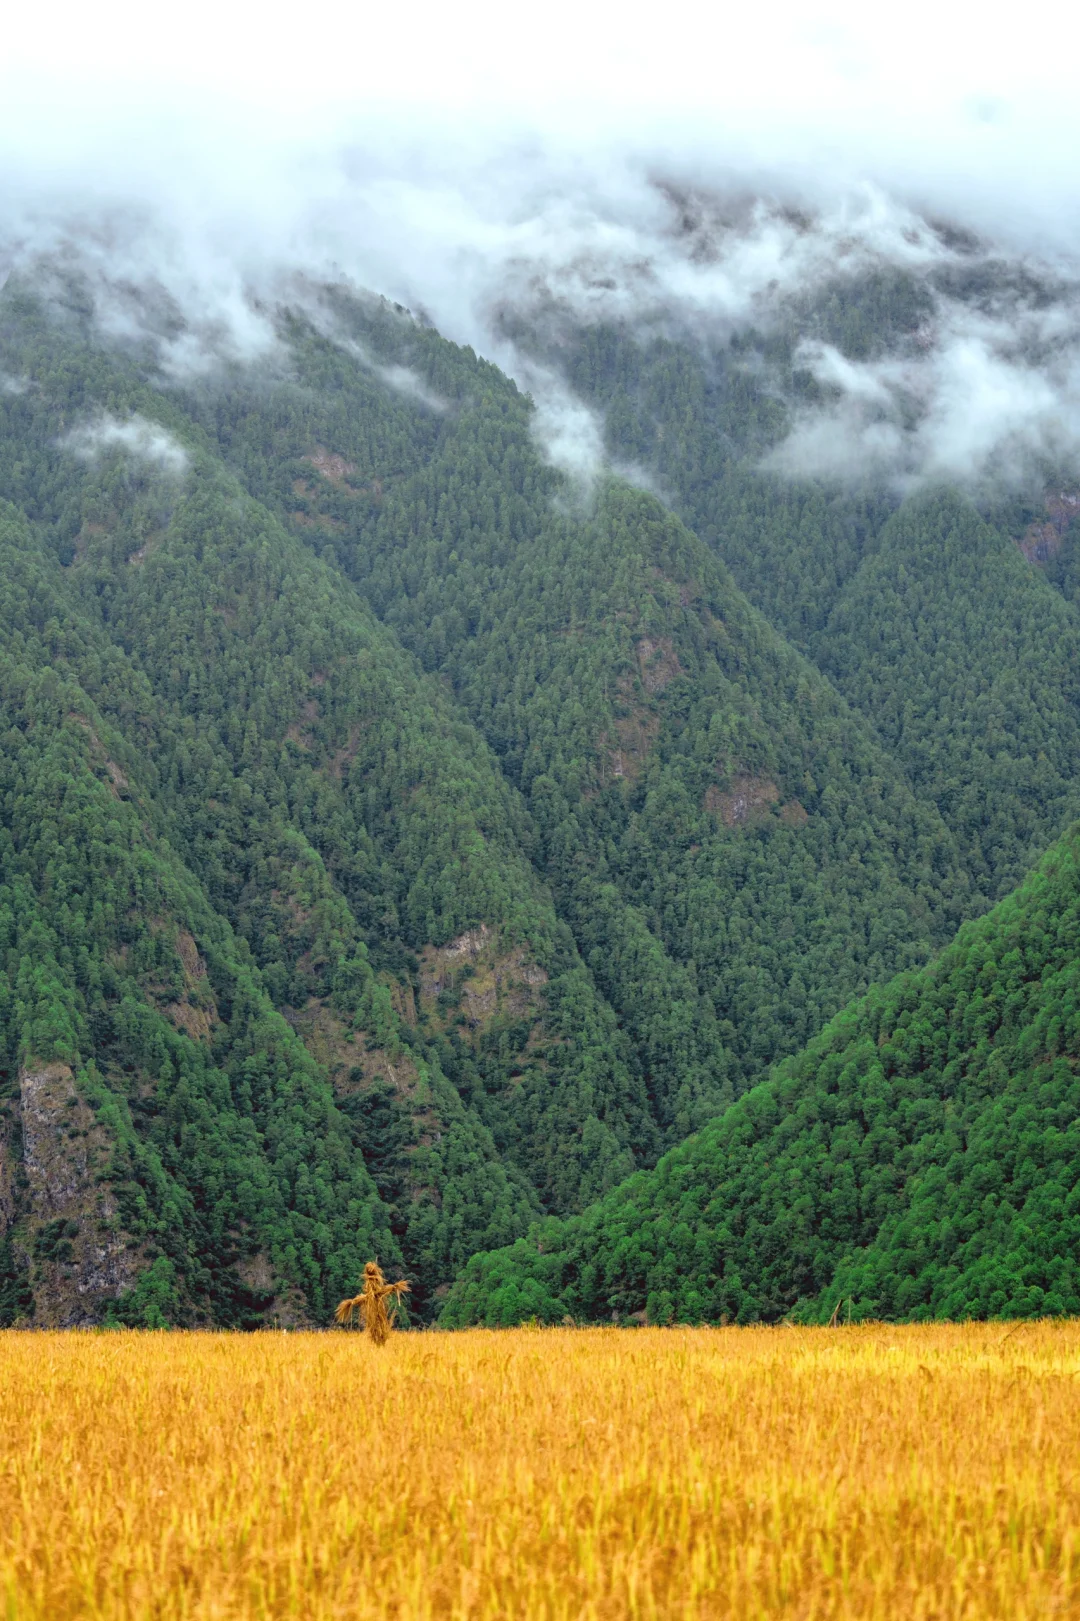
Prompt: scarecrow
<box><xmin>335</xmin><ymin>1261</ymin><xmax>410</xmax><ymax>1344</ymax></box>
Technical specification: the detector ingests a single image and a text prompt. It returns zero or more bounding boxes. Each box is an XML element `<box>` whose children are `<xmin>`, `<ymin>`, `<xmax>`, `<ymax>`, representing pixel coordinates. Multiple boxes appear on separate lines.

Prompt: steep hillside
<box><xmin>531</xmin><ymin>306</ymin><xmax>1080</xmax><ymax>908</ymax></box>
<box><xmin>818</xmin><ymin>492</ymin><xmax>1080</xmax><ymax>901</ymax></box>
<box><xmin>549</xmin><ymin>312</ymin><xmax>886</xmax><ymax>648</ymax></box>
<box><xmin>175</xmin><ymin>290</ymin><xmax>973</xmax><ymax>1126</ymax></box>
<box><xmin>0</xmin><ymin>503</ymin><xmax>397</xmax><ymax>1326</ymax></box>
<box><xmin>2</xmin><ymin>263</ymin><xmax>1077</xmax><ymax>1325</ymax></box>
<box><xmin>0</xmin><ymin>292</ymin><xmax>661</xmax><ymax>1322</ymax></box>
<box><xmin>443</xmin><ymin>823</ymin><xmax>1080</xmax><ymax>1327</ymax></box>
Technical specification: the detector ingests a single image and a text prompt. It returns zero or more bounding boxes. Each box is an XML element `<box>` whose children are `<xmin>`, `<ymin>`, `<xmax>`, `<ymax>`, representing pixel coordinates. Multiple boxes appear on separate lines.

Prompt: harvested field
<box><xmin>1</xmin><ymin>1322</ymin><xmax>1079</xmax><ymax>1617</ymax></box>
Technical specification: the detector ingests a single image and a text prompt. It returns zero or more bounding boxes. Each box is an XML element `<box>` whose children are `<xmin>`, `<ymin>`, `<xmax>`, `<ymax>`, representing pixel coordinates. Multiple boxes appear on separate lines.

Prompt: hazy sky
<box><xmin>0</xmin><ymin>0</ymin><xmax>1072</xmax><ymax>226</ymax></box>
<box><xmin>2</xmin><ymin>0</ymin><xmax>1073</xmax><ymax>345</ymax></box>
<box><xmin>2</xmin><ymin>0</ymin><xmax>1077</xmax><ymax>494</ymax></box>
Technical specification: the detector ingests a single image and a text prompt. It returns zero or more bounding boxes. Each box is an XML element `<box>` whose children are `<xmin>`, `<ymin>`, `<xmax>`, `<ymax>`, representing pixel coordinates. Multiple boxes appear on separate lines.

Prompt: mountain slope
<box><xmin>2</xmin><ymin>265</ymin><xmax>1077</xmax><ymax>1325</ymax></box>
<box><xmin>0</xmin><ymin>293</ymin><xmax>667</xmax><ymax>1320</ymax></box>
<box><xmin>359</xmin><ymin>465</ymin><xmax>972</xmax><ymax>1120</ymax></box>
<box><xmin>443</xmin><ymin>822</ymin><xmax>1080</xmax><ymax>1326</ymax></box>
<box><xmin>0</xmin><ymin>503</ymin><xmax>397</xmax><ymax>1325</ymax></box>
<box><xmin>175</xmin><ymin>292</ymin><xmax>974</xmax><ymax>1126</ymax></box>
<box><xmin>552</xmin><ymin>315</ymin><xmax>885</xmax><ymax>649</ymax></box>
<box><xmin>817</xmin><ymin>491</ymin><xmax>1080</xmax><ymax>902</ymax></box>
<box><xmin>533</xmin><ymin>307</ymin><xmax>1080</xmax><ymax>910</ymax></box>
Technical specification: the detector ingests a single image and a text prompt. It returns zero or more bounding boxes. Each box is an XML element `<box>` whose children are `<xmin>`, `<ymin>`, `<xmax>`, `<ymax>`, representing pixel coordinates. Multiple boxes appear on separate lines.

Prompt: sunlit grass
<box><xmin>1</xmin><ymin>1321</ymin><xmax>1078</xmax><ymax>1617</ymax></box>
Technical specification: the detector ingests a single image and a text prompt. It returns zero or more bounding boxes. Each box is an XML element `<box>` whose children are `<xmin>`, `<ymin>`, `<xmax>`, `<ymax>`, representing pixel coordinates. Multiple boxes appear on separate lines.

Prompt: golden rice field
<box><xmin>2</xmin><ymin>1322</ymin><xmax>1079</xmax><ymax>1619</ymax></box>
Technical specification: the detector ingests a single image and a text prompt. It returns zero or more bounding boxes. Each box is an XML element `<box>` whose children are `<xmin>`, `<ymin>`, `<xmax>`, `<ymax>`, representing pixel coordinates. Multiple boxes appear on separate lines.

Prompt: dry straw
<box><xmin>334</xmin><ymin>1260</ymin><xmax>409</xmax><ymax>1344</ymax></box>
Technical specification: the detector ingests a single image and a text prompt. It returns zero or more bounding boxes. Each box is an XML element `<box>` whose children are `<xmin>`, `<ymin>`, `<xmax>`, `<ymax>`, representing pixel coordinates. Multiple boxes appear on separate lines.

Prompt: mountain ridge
<box><xmin>2</xmin><ymin>262</ymin><xmax>1079</xmax><ymax>1324</ymax></box>
<box><xmin>444</xmin><ymin>820</ymin><xmax>1080</xmax><ymax>1327</ymax></box>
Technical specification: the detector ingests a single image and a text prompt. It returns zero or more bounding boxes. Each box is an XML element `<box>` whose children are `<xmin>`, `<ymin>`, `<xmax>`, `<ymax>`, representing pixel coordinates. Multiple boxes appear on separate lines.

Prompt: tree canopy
<box><xmin>2</xmin><ymin>263</ymin><xmax>1079</xmax><ymax>1324</ymax></box>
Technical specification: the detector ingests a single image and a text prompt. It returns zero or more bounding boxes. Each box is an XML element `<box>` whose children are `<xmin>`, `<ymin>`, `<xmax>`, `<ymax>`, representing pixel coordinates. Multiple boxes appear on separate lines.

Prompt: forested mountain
<box><xmin>818</xmin><ymin>494</ymin><xmax>1080</xmax><ymax>901</ymax></box>
<box><xmin>444</xmin><ymin>821</ymin><xmax>1080</xmax><ymax>1326</ymax></box>
<box><xmin>0</xmin><ymin>291</ymin><xmax>658</xmax><ymax>1324</ymax></box>
<box><xmin>2</xmin><ymin>250</ymin><xmax>1080</xmax><ymax>1326</ymax></box>
<box><xmin>537</xmin><ymin>305</ymin><xmax>1080</xmax><ymax>908</ymax></box>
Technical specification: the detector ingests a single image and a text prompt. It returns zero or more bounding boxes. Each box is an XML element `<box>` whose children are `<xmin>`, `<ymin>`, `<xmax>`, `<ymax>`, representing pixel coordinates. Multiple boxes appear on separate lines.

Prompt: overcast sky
<box><xmin>2</xmin><ymin>0</ymin><xmax>1077</xmax><ymax>494</ymax></box>
<box><xmin>0</xmin><ymin>0</ymin><xmax>1073</xmax><ymax>232</ymax></box>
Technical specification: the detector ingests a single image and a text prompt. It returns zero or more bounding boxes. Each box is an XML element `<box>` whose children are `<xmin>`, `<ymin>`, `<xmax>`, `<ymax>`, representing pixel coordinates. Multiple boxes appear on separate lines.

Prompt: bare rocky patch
<box><xmin>418</xmin><ymin>926</ymin><xmax>549</xmax><ymax>1041</ymax></box>
<box><xmin>601</xmin><ymin>707</ymin><xmax>661</xmax><ymax>784</ymax></box>
<box><xmin>778</xmin><ymin>799</ymin><xmax>810</xmax><ymax>828</ymax></box>
<box><xmin>290</xmin><ymin>507</ymin><xmax>346</xmax><ymax>532</ymax></box>
<box><xmin>290</xmin><ymin>997</ymin><xmax>421</xmax><ymax>1100</ymax></box>
<box><xmin>289</xmin><ymin>998</ymin><xmax>446</xmax><ymax>1173</ymax></box>
<box><xmin>328</xmin><ymin>723</ymin><xmax>365</xmax><ymax>780</ymax></box>
<box><xmin>151</xmin><ymin>928</ymin><xmax>219</xmax><ymax>1044</ymax></box>
<box><xmin>704</xmin><ymin>774</ymin><xmax>808</xmax><ymax>830</ymax></box>
<box><xmin>304</xmin><ymin>448</ymin><xmax>359</xmax><ymax>487</ymax></box>
<box><xmin>596</xmin><ymin>640</ymin><xmax>680</xmax><ymax>784</ymax></box>
<box><xmin>635</xmin><ymin>635</ymin><xmax>682</xmax><ymax>693</ymax></box>
<box><xmin>285</xmin><ymin>697</ymin><xmax>321</xmax><ymax>750</ymax></box>
<box><xmin>1018</xmin><ymin>489</ymin><xmax>1080</xmax><ymax>564</ymax></box>
<box><xmin>17</xmin><ymin>1064</ymin><xmax>140</xmax><ymax>1326</ymax></box>
<box><xmin>67</xmin><ymin>714</ymin><xmax>131</xmax><ymax>800</ymax></box>
<box><xmin>127</xmin><ymin>531</ymin><xmax>166</xmax><ymax>566</ymax></box>
<box><xmin>231</xmin><ymin>1251</ymin><xmax>309</xmax><ymax>1328</ymax></box>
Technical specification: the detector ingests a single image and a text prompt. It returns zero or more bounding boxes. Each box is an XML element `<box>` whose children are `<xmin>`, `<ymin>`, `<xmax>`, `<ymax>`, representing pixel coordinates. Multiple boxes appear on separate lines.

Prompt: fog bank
<box><xmin>1</xmin><ymin>0</ymin><xmax>1078</xmax><ymax>490</ymax></box>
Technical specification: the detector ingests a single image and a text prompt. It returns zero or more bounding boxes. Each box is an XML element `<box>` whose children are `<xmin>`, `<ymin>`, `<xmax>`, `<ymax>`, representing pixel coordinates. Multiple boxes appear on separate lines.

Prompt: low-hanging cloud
<box><xmin>260</xmin><ymin>279</ymin><xmax>450</xmax><ymax>412</ymax></box>
<box><xmin>767</xmin><ymin>291</ymin><xmax>1080</xmax><ymax>493</ymax></box>
<box><xmin>16</xmin><ymin>160</ymin><xmax>1065</xmax><ymax>493</ymax></box>
<box><xmin>4</xmin><ymin>0</ymin><xmax>1080</xmax><ymax>491</ymax></box>
<box><xmin>62</xmin><ymin>414</ymin><xmax>190</xmax><ymax>475</ymax></box>
<box><xmin>374</xmin><ymin>362</ymin><xmax>448</xmax><ymax>412</ymax></box>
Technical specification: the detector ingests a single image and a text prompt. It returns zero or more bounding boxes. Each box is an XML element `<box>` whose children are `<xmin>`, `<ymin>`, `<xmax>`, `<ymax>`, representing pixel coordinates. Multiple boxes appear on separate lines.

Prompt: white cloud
<box><xmin>525</xmin><ymin>366</ymin><xmax>608</xmax><ymax>485</ymax></box>
<box><xmin>767</xmin><ymin>293</ymin><xmax>1080</xmax><ymax>492</ymax></box>
<box><xmin>62</xmin><ymin>414</ymin><xmax>190</xmax><ymax>475</ymax></box>
<box><xmin>373</xmin><ymin>363</ymin><xmax>447</xmax><ymax>412</ymax></box>
<box><xmin>918</xmin><ymin>337</ymin><xmax>1077</xmax><ymax>488</ymax></box>
<box><xmin>2</xmin><ymin>0</ymin><xmax>1080</xmax><ymax>489</ymax></box>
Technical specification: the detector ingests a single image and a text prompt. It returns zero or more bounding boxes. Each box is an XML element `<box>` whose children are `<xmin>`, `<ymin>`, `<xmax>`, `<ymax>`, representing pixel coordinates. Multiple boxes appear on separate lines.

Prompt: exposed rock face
<box><xmin>705</xmin><ymin>774</ymin><xmax>781</xmax><ymax>827</ymax></box>
<box><xmin>704</xmin><ymin>773</ymin><xmax>810</xmax><ymax>831</ymax></box>
<box><xmin>419</xmin><ymin>927</ymin><xmax>549</xmax><ymax>1034</ymax></box>
<box><xmin>0</xmin><ymin>1098</ymin><xmax>18</xmax><ymax>1236</ymax></box>
<box><xmin>21</xmin><ymin>1064</ymin><xmax>98</xmax><ymax>1212</ymax></box>
<box><xmin>596</xmin><ymin>638</ymin><xmax>681</xmax><ymax>786</ymax></box>
<box><xmin>290</xmin><ymin>996</ymin><xmax>422</xmax><ymax>1100</ymax></box>
<box><xmin>232</xmin><ymin>1252</ymin><xmax>309</xmax><ymax>1329</ymax></box>
<box><xmin>1018</xmin><ymin>490</ymin><xmax>1080</xmax><ymax>563</ymax></box>
<box><xmin>18</xmin><ymin>1064</ymin><xmax>140</xmax><ymax>1326</ymax></box>
<box><xmin>160</xmin><ymin>929</ymin><xmax>218</xmax><ymax>1042</ymax></box>
<box><xmin>605</xmin><ymin>709</ymin><xmax>660</xmax><ymax>782</ymax></box>
<box><xmin>304</xmin><ymin>447</ymin><xmax>358</xmax><ymax>486</ymax></box>
<box><xmin>635</xmin><ymin>636</ymin><xmax>682</xmax><ymax>693</ymax></box>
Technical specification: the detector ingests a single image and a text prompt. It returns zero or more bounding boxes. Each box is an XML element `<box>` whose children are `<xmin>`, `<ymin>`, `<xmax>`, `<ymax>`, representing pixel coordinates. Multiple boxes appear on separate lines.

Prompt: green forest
<box><xmin>445</xmin><ymin>825</ymin><xmax>1080</xmax><ymax>1326</ymax></box>
<box><xmin>1</xmin><ymin>258</ymin><xmax>1079</xmax><ymax>1326</ymax></box>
